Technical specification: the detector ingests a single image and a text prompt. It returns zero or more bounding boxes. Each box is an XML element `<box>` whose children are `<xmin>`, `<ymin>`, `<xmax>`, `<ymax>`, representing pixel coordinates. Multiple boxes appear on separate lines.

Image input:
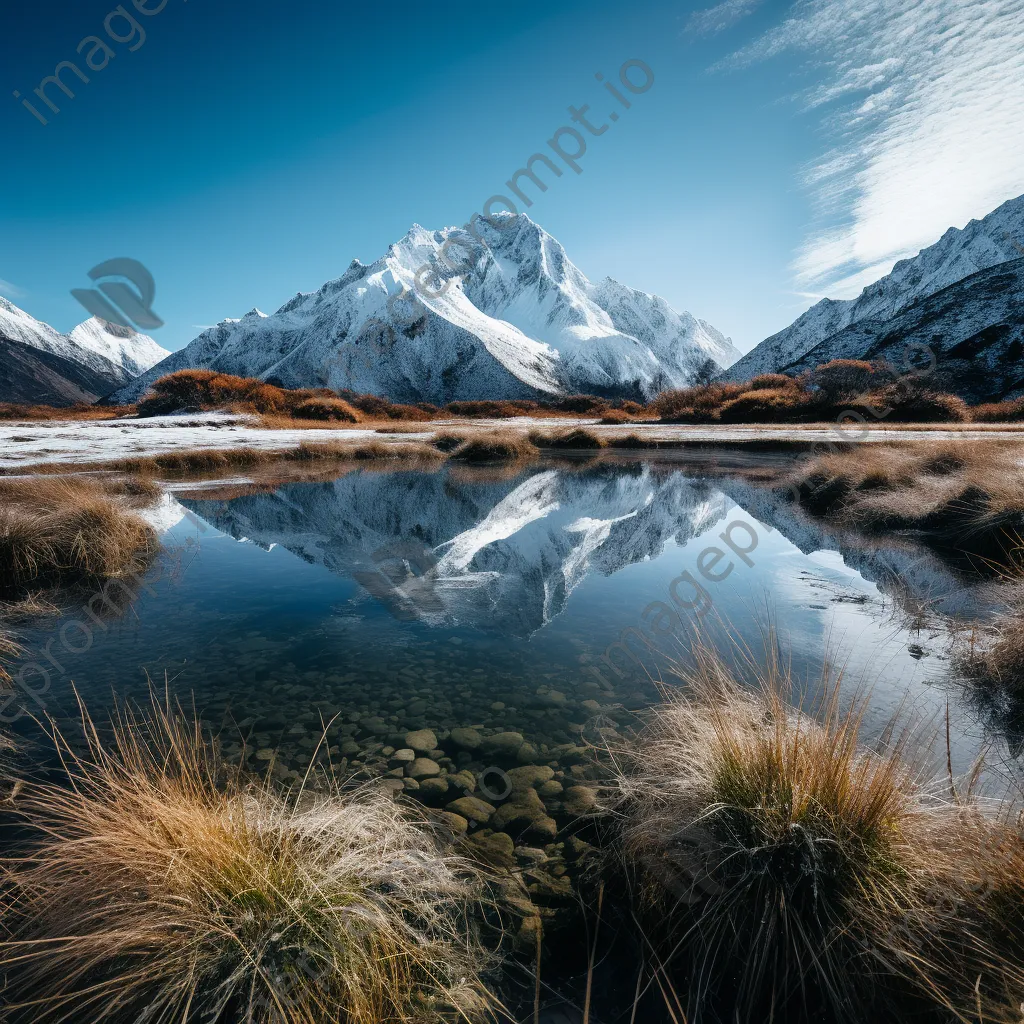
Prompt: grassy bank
<box><xmin>0</xmin><ymin>476</ymin><xmax>159</xmax><ymax>602</ymax></box>
<box><xmin>787</xmin><ymin>440</ymin><xmax>1024</xmax><ymax>561</ymax></box>
<box><xmin>606</xmin><ymin>646</ymin><xmax>1024</xmax><ymax>1023</ymax></box>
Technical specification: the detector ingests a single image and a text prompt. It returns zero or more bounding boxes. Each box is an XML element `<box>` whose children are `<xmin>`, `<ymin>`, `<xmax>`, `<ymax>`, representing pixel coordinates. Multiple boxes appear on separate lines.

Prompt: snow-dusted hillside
<box><xmin>110</xmin><ymin>214</ymin><xmax>736</xmax><ymax>405</ymax></box>
<box><xmin>722</xmin><ymin>193</ymin><xmax>1024</xmax><ymax>382</ymax></box>
<box><xmin>775</xmin><ymin>259</ymin><xmax>1024</xmax><ymax>402</ymax></box>
<box><xmin>66</xmin><ymin>318</ymin><xmax>169</xmax><ymax>379</ymax></box>
<box><xmin>0</xmin><ymin>298</ymin><xmax>168</xmax><ymax>402</ymax></box>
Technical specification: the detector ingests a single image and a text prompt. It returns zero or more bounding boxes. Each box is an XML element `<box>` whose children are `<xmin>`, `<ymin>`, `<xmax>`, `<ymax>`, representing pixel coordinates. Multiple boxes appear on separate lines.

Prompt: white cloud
<box><xmin>724</xmin><ymin>0</ymin><xmax>1024</xmax><ymax>298</ymax></box>
<box><xmin>0</xmin><ymin>278</ymin><xmax>26</xmax><ymax>299</ymax></box>
<box><xmin>685</xmin><ymin>0</ymin><xmax>764</xmax><ymax>37</ymax></box>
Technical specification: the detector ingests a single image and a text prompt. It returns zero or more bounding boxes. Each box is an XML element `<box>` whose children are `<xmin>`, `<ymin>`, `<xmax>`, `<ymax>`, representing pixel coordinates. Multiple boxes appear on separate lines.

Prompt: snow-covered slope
<box><xmin>773</xmin><ymin>259</ymin><xmax>1024</xmax><ymax>403</ymax></box>
<box><xmin>111</xmin><ymin>214</ymin><xmax>736</xmax><ymax>404</ymax></box>
<box><xmin>722</xmin><ymin>193</ymin><xmax>1024</xmax><ymax>382</ymax></box>
<box><xmin>66</xmin><ymin>318</ymin><xmax>168</xmax><ymax>378</ymax></box>
<box><xmin>0</xmin><ymin>298</ymin><xmax>167</xmax><ymax>401</ymax></box>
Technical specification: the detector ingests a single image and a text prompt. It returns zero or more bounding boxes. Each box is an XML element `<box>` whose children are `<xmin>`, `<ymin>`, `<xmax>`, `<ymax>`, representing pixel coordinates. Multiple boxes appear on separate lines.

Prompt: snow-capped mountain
<box><xmin>0</xmin><ymin>297</ymin><xmax>168</xmax><ymax>403</ymax></box>
<box><xmin>110</xmin><ymin>214</ymin><xmax>737</xmax><ymax>405</ymax></box>
<box><xmin>722</xmin><ymin>193</ymin><xmax>1024</xmax><ymax>382</ymax></box>
<box><xmin>66</xmin><ymin>318</ymin><xmax>169</xmax><ymax>379</ymax></box>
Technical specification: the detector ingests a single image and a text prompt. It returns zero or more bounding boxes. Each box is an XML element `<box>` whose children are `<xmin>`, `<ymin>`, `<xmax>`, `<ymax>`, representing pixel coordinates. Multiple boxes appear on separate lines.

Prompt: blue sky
<box><xmin>2</xmin><ymin>0</ymin><xmax>1022</xmax><ymax>354</ymax></box>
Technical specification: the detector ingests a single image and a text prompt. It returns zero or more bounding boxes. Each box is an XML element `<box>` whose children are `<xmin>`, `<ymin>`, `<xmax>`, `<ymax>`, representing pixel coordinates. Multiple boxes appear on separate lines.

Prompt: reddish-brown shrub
<box><xmin>805</xmin><ymin>360</ymin><xmax>884</xmax><ymax>401</ymax></box>
<box><xmin>545</xmin><ymin>395</ymin><xmax>609</xmax><ymax>415</ymax></box>
<box><xmin>292</xmin><ymin>397</ymin><xmax>361</xmax><ymax>422</ymax></box>
<box><xmin>138</xmin><ymin>371</ymin><xmax>299</xmax><ymax>416</ymax></box>
<box><xmin>600</xmin><ymin>409</ymin><xmax>632</xmax><ymax>424</ymax></box>
<box><xmin>620</xmin><ymin>400</ymin><xmax>644</xmax><ymax>415</ymax></box>
<box><xmin>718</xmin><ymin>388</ymin><xmax>815</xmax><ymax>423</ymax></box>
<box><xmin>857</xmin><ymin>384</ymin><xmax>969</xmax><ymax>423</ymax></box>
<box><xmin>0</xmin><ymin>403</ymin><xmax>134</xmax><ymax>421</ymax></box>
<box><xmin>746</xmin><ymin>374</ymin><xmax>800</xmax><ymax>392</ymax></box>
<box><xmin>971</xmin><ymin>398</ymin><xmax>1024</xmax><ymax>422</ymax></box>
<box><xmin>649</xmin><ymin>383</ymin><xmax>748</xmax><ymax>423</ymax></box>
<box><xmin>348</xmin><ymin>395</ymin><xmax>431</xmax><ymax>421</ymax></box>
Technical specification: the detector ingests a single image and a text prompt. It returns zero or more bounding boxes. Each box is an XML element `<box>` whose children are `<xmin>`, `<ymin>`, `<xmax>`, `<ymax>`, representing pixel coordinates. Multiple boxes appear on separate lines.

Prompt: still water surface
<box><xmin>5</xmin><ymin>457</ymin><xmax>1016</xmax><ymax>788</ymax></box>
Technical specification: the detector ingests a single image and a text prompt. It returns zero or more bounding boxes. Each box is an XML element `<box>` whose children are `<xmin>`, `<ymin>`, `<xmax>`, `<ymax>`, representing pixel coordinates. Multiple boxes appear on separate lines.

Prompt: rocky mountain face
<box><xmin>0</xmin><ymin>298</ymin><xmax>168</xmax><ymax>405</ymax></box>
<box><xmin>769</xmin><ymin>259</ymin><xmax>1024</xmax><ymax>403</ymax></box>
<box><xmin>109</xmin><ymin>214</ymin><xmax>738</xmax><ymax>405</ymax></box>
<box><xmin>722</xmin><ymin>194</ymin><xmax>1024</xmax><ymax>393</ymax></box>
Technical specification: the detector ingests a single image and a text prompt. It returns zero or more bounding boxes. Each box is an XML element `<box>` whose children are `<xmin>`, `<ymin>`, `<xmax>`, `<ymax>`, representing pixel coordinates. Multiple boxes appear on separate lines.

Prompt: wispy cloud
<box><xmin>722</xmin><ymin>0</ymin><xmax>1024</xmax><ymax>298</ymax></box>
<box><xmin>0</xmin><ymin>278</ymin><xmax>26</xmax><ymax>299</ymax></box>
<box><xmin>685</xmin><ymin>0</ymin><xmax>764</xmax><ymax>37</ymax></box>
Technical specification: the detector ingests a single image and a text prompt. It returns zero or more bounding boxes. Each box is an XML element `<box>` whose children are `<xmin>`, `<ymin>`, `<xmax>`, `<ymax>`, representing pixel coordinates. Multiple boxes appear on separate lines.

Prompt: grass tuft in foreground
<box><xmin>0</xmin><ymin>693</ymin><xmax>499</xmax><ymax>1024</ymax></box>
<box><xmin>607</xmin><ymin>644</ymin><xmax>1024</xmax><ymax>1022</ymax></box>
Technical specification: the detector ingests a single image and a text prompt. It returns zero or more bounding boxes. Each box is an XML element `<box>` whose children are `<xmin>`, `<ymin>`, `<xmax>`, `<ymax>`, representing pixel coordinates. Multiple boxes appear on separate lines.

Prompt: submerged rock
<box><xmin>446</xmin><ymin>796</ymin><xmax>496</xmax><ymax>824</ymax></box>
<box><xmin>404</xmin><ymin>728</ymin><xmax>438</xmax><ymax>753</ymax></box>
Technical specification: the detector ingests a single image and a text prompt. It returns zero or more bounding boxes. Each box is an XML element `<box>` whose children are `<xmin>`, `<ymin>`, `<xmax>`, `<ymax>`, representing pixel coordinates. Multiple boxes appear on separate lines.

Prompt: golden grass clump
<box><xmin>451</xmin><ymin>430</ymin><xmax>539</xmax><ymax>463</ymax></box>
<box><xmin>0</xmin><ymin>477</ymin><xmax>158</xmax><ymax>599</ymax></box>
<box><xmin>789</xmin><ymin>440</ymin><xmax>1024</xmax><ymax>554</ymax></box>
<box><xmin>291</xmin><ymin>396</ymin><xmax>362</xmax><ymax>422</ymax></box>
<box><xmin>0</xmin><ymin>694</ymin><xmax>498</xmax><ymax>1024</ymax></box>
<box><xmin>956</xmin><ymin>603</ymin><xmax>1024</xmax><ymax>693</ymax></box>
<box><xmin>528</xmin><ymin>427</ymin><xmax>607</xmax><ymax>451</ymax></box>
<box><xmin>607</xmin><ymin>645</ymin><xmax>1024</xmax><ymax>1022</ymax></box>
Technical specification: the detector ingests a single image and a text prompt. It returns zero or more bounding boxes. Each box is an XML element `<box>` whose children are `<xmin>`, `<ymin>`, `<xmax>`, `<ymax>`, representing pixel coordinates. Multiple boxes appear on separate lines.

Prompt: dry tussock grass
<box><xmin>528</xmin><ymin>428</ymin><xmax>607</xmax><ymax>451</ymax></box>
<box><xmin>956</xmin><ymin>602</ymin><xmax>1024</xmax><ymax>693</ymax></box>
<box><xmin>5</xmin><ymin>441</ymin><xmax>446</xmax><ymax>479</ymax></box>
<box><xmin>0</xmin><ymin>403</ymin><xmax>135</xmax><ymax>421</ymax></box>
<box><xmin>608</xmin><ymin>643</ymin><xmax>1024</xmax><ymax>1022</ymax></box>
<box><xmin>790</xmin><ymin>441</ymin><xmax>1024</xmax><ymax>552</ymax></box>
<box><xmin>450</xmin><ymin>430</ymin><xmax>539</xmax><ymax>463</ymax></box>
<box><xmin>0</xmin><ymin>477</ymin><xmax>158</xmax><ymax>599</ymax></box>
<box><xmin>0</xmin><ymin>692</ymin><xmax>500</xmax><ymax>1024</ymax></box>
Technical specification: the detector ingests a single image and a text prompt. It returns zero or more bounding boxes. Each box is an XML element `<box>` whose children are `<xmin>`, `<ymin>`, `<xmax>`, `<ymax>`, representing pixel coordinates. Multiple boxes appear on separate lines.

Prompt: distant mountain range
<box><xmin>0</xmin><ymin>298</ymin><xmax>168</xmax><ymax>405</ymax></box>
<box><xmin>722</xmin><ymin>194</ymin><xmax>1024</xmax><ymax>402</ymax></box>
<box><xmin>8</xmin><ymin>194</ymin><xmax>1024</xmax><ymax>409</ymax></box>
<box><xmin>109</xmin><ymin>214</ymin><xmax>740</xmax><ymax>405</ymax></box>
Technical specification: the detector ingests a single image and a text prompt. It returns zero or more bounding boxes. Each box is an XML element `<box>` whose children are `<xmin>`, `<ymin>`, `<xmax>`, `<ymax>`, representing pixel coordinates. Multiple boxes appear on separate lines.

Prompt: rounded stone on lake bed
<box><xmin>507</xmin><ymin>765</ymin><xmax>555</xmax><ymax>794</ymax></box>
<box><xmin>417</xmin><ymin>777</ymin><xmax>449</xmax><ymax>802</ymax></box>
<box><xmin>406</xmin><ymin>757</ymin><xmax>441</xmax><ymax>779</ymax></box>
<box><xmin>483</xmin><ymin>731</ymin><xmax>525</xmax><ymax>756</ymax></box>
<box><xmin>449</xmin><ymin>727</ymin><xmax>482</xmax><ymax>751</ymax></box>
<box><xmin>446</xmin><ymin>796</ymin><xmax>496</xmax><ymax>823</ymax></box>
<box><xmin>436</xmin><ymin>811</ymin><xmax>469</xmax><ymax>836</ymax></box>
<box><xmin>404</xmin><ymin>728</ymin><xmax>438</xmax><ymax>753</ymax></box>
<box><xmin>465</xmin><ymin>830</ymin><xmax>516</xmax><ymax>870</ymax></box>
<box><xmin>562</xmin><ymin>785</ymin><xmax>598</xmax><ymax>816</ymax></box>
<box><xmin>389</xmin><ymin>748</ymin><xmax>416</xmax><ymax>766</ymax></box>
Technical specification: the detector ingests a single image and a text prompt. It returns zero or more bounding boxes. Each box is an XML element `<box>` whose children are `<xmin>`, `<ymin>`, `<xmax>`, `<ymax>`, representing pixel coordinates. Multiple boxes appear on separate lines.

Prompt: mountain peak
<box><xmin>108</xmin><ymin>217</ymin><xmax>735</xmax><ymax>405</ymax></box>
